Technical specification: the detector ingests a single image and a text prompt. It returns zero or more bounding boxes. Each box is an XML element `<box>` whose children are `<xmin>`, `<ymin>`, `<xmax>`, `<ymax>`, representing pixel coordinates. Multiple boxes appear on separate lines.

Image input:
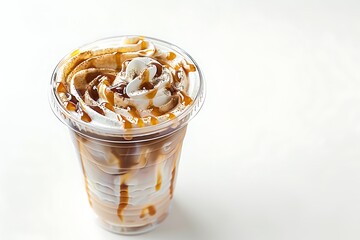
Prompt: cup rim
<box><xmin>49</xmin><ymin>35</ymin><xmax>206</xmax><ymax>142</ymax></box>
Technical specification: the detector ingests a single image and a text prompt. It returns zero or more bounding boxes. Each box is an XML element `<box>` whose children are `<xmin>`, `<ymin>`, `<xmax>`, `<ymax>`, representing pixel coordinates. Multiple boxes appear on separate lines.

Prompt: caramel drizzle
<box><xmin>166</xmin><ymin>52</ymin><xmax>176</xmax><ymax>60</ymax></box>
<box><xmin>185</xmin><ymin>62</ymin><xmax>196</xmax><ymax>73</ymax></box>
<box><xmin>102</xmin><ymin>102</ymin><xmax>115</xmax><ymax>112</ymax></box>
<box><xmin>141</xmin><ymin>40</ymin><xmax>148</xmax><ymax>49</ymax></box>
<box><xmin>128</xmin><ymin>105</ymin><xmax>141</xmax><ymax>118</ymax></box>
<box><xmin>150</xmin><ymin>116</ymin><xmax>158</xmax><ymax>125</ymax></box>
<box><xmin>170</xmin><ymin>165</ymin><xmax>176</xmax><ymax>199</ymax></box>
<box><xmin>115</xmin><ymin>52</ymin><xmax>122</xmax><ymax>70</ymax></box>
<box><xmin>137</xmin><ymin>118</ymin><xmax>145</xmax><ymax>128</ymax></box>
<box><xmin>182</xmin><ymin>61</ymin><xmax>196</xmax><ymax>76</ymax></box>
<box><xmin>78</xmin><ymin>107</ymin><xmax>92</xmax><ymax>123</ymax></box>
<box><xmin>66</xmin><ymin>101</ymin><xmax>77</xmax><ymax>111</ymax></box>
<box><xmin>168</xmin><ymin>113</ymin><xmax>176</xmax><ymax>120</ymax></box>
<box><xmin>173</xmin><ymin>61</ymin><xmax>196</xmax><ymax>76</ymax></box>
<box><xmin>56</xmin><ymin>82</ymin><xmax>67</xmax><ymax>93</ymax></box>
<box><xmin>126</xmin><ymin>105</ymin><xmax>145</xmax><ymax>127</ymax></box>
<box><xmin>86</xmin><ymin>73</ymin><xmax>116</xmax><ymax>105</ymax></box>
<box><xmin>63</xmin><ymin>91</ymin><xmax>92</xmax><ymax>123</ymax></box>
<box><xmin>139</xmin><ymin>68</ymin><xmax>154</xmax><ymax>90</ymax></box>
<box><xmin>119</xmin><ymin>114</ymin><xmax>132</xmax><ymax>129</ymax></box>
<box><xmin>150</xmin><ymin>106</ymin><xmax>162</xmax><ymax>117</ymax></box>
<box><xmin>151</xmin><ymin>106</ymin><xmax>176</xmax><ymax>120</ymax></box>
<box><xmin>140</xmin><ymin>205</ymin><xmax>156</xmax><ymax>218</ymax></box>
<box><xmin>180</xmin><ymin>91</ymin><xmax>193</xmax><ymax>106</ymax></box>
<box><xmin>105</xmin><ymin>88</ymin><xmax>115</xmax><ymax>106</ymax></box>
<box><xmin>155</xmin><ymin>168</ymin><xmax>162</xmax><ymax>191</ymax></box>
<box><xmin>146</xmin><ymin>89</ymin><xmax>157</xmax><ymax>99</ymax></box>
<box><xmin>117</xmin><ymin>182</ymin><xmax>129</xmax><ymax>222</ymax></box>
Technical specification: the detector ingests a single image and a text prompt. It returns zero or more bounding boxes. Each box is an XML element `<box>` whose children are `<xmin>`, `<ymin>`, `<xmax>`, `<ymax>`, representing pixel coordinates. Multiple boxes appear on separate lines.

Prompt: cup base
<box><xmin>97</xmin><ymin>212</ymin><xmax>169</xmax><ymax>235</ymax></box>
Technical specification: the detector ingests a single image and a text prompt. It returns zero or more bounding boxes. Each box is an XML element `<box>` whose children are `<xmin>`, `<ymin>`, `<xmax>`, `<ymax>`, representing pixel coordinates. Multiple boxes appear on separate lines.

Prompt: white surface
<box><xmin>1</xmin><ymin>0</ymin><xmax>360</xmax><ymax>239</ymax></box>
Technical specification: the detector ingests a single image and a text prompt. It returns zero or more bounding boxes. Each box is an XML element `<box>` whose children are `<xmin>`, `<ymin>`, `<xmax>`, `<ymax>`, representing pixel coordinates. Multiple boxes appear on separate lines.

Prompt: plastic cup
<box><xmin>49</xmin><ymin>36</ymin><xmax>205</xmax><ymax>235</ymax></box>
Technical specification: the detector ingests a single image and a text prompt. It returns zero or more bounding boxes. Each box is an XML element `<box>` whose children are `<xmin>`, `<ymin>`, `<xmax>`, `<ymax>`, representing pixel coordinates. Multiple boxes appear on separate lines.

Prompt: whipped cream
<box><xmin>55</xmin><ymin>36</ymin><xmax>196</xmax><ymax>129</ymax></box>
<box><xmin>113</xmin><ymin>57</ymin><xmax>173</xmax><ymax>110</ymax></box>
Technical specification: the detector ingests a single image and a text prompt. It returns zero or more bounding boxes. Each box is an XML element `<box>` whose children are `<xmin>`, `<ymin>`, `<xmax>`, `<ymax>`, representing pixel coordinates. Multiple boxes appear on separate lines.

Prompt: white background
<box><xmin>1</xmin><ymin>0</ymin><xmax>360</xmax><ymax>239</ymax></box>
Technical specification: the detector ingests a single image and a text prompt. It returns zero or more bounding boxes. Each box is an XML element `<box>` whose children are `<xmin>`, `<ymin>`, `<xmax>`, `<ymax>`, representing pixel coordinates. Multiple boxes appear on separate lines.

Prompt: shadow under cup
<box><xmin>49</xmin><ymin>36</ymin><xmax>205</xmax><ymax>235</ymax></box>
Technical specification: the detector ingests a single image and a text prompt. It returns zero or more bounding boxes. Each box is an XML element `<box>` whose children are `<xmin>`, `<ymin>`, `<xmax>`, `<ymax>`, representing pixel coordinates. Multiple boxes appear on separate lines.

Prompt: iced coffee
<box><xmin>50</xmin><ymin>36</ymin><xmax>205</xmax><ymax>234</ymax></box>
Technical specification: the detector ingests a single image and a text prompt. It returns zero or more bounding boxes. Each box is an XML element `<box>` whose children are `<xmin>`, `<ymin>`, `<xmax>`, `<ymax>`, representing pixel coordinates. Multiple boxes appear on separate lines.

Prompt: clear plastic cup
<box><xmin>49</xmin><ymin>36</ymin><xmax>205</xmax><ymax>235</ymax></box>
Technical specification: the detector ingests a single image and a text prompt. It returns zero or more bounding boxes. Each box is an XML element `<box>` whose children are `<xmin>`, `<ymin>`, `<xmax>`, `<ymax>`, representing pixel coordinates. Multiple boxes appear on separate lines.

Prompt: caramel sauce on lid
<box><xmin>183</xmin><ymin>62</ymin><xmax>196</xmax><ymax>75</ymax></box>
<box><xmin>180</xmin><ymin>91</ymin><xmax>193</xmax><ymax>106</ymax></box>
<box><xmin>128</xmin><ymin>105</ymin><xmax>141</xmax><ymax>118</ymax></box>
<box><xmin>64</xmin><ymin>93</ymin><xmax>92</xmax><ymax>122</ymax></box>
<box><xmin>137</xmin><ymin>118</ymin><xmax>145</xmax><ymax>128</ymax></box>
<box><xmin>168</xmin><ymin>113</ymin><xmax>176</xmax><ymax>120</ymax></box>
<box><xmin>127</xmin><ymin>105</ymin><xmax>144</xmax><ymax>127</ymax></box>
<box><xmin>141</xmin><ymin>40</ymin><xmax>148</xmax><ymax>49</ymax></box>
<box><xmin>56</xmin><ymin>82</ymin><xmax>67</xmax><ymax>93</ymax></box>
<box><xmin>150</xmin><ymin>116</ymin><xmax>158</xmax><ymax>125</ymax></box>
<box><xmin>119</xmin><ymin>114</ymin><xmax>132</xmax><ymax>129</ymax></box>
<box><xmin>75</xmin><ymin>104</ymin><xmax>92</xmax><ymax>122</ymax></box>
<box><xmin>81</xmin><ymin>112</ymin><xmax>91</xmax><ymax>122</ymax></box>
<box><xmin>166</xmin><ymin>52</ymin><xmax>176</xmax><ymax>60</ymax></box>
<box><xmin>187</xmin><ymin>63</ymin><xmax>196</xmax><ymax>72</ymax></box>
<box><xmin>66</xmin><ymin>102</ymin><xmax>77</xmax><ymax>111</ymax></box>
